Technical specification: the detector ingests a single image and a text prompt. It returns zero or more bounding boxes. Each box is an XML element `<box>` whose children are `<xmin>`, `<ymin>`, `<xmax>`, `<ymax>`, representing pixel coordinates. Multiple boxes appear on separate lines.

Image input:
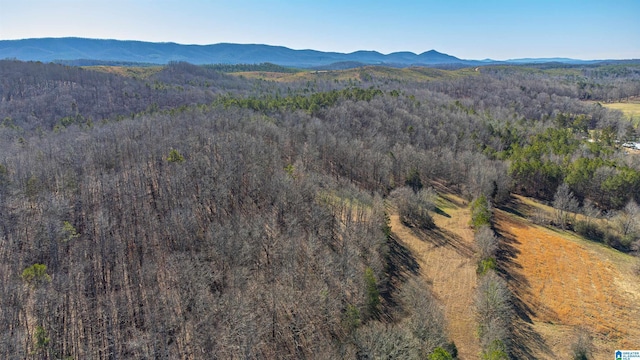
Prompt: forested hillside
<box><xmin>1</xmin><ymin>60</ymin><xmax>639</xmax><ymax>359</ymax></box>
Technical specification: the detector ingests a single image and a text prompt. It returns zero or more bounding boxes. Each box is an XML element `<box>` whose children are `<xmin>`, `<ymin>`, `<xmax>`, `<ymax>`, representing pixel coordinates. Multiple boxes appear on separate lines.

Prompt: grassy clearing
<box><xmin>317</xmin><ymin>190</ymin><xmax>375</xmax><ymax>225</ymax></box>
<box><xmin>231</xmin><ymin>66</ymin><xmax>476</xmax><ymax>83</ymax></box>
<box><xmin>84</xmin><ymin>65</ymin><xmax>163</xmax><ymax>79</ymax></box>
<box><xmin>602</xmin><ymin>101</ymin><xmax>640</xmax><ymax>118</ymax></box>
<box><xmin>232</xmin><ymin>71</ymin><xmax>308</xmax><ymax>82</ymax></box>
<box><xmin>602</xmin><ymin>101</ymin><xmax>640</xmax><ymax>127</ymax></box>
<box><xmin>389</xmin><ymin>193</ymin><xmax>480</xmax><ymax>359</ymax></box>
<box><xmin>495</xmin><ymin>202</ymin><xmax>640</xmax><ymax>359</ymax></box>
<box><xmin>318</xmin><ymin>191</ymin><xmax>372</xmax><ymax>211</ymax></box>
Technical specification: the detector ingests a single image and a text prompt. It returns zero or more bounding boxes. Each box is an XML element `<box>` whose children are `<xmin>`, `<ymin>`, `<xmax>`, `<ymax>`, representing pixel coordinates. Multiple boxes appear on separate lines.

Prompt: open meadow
<box><xmin>602</xmin><ymin>100</ymin><xmax>640</xmax><ymax>122</ymax></box>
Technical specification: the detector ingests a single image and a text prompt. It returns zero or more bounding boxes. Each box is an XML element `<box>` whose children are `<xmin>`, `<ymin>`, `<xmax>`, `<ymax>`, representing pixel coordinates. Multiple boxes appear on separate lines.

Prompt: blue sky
<box><xmin>1</xmin><ymin>0</ymin><xmax>638</xmax><ymax>60</ymax></box>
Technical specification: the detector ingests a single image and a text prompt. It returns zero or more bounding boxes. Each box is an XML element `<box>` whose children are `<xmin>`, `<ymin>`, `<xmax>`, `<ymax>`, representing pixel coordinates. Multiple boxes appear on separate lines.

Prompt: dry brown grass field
<box><xmin>495</xmin><ymin>207</ymin><xmax>640</xmax><ymax>359</ymax></box>
<box><xmin>391</xmin><ymin>190</ymin><xmax>640</xmax><ymax>359</ymax></box>
<box><xmin>390</xmin><ymin>193</ymin><xmax>480</xmax><ymax>359</ymax></box>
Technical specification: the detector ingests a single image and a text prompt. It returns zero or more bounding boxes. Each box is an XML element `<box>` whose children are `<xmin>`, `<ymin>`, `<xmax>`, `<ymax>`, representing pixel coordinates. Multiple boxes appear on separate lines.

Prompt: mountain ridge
<box><xmin>0</xmin><ymin>37</ymin><xmax>623</xmax><ymax>68</ymax></box>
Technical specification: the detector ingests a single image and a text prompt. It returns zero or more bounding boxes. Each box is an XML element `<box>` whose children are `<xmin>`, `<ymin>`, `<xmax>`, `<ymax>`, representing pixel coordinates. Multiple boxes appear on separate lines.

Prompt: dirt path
<box><xmin>389</xmin><ymin>194</ymin><xmax>480</xmax><ymax>359</ymax></box>
<box><xmin>495</xmin><ymin>210</ymin><xmax>640</xmax><ymax>359</ymax></box>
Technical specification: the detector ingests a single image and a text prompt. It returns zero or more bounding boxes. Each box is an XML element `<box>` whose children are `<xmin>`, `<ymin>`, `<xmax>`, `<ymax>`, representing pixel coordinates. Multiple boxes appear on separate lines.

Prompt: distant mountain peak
<box><xmin>0</xmin><ymin>37</ymin><xmax>611</xmax><ymax>67</ymax></box>
<box><xmin>0</xmin><ymin>37</ymin><xmax>476</xmax><ymax>67</ymax></box>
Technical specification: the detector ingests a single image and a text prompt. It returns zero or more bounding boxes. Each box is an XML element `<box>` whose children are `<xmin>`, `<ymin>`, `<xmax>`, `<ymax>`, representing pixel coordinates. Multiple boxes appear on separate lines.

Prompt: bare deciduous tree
<box><xmin>553</xmin><ymin>183</ymin><xmax>579</xmax><ymax>229</ymax></box>
<box><xmin>475</xmin><ymin>225</ymin><xmax>499</xmax><ymax>260</ymax></box>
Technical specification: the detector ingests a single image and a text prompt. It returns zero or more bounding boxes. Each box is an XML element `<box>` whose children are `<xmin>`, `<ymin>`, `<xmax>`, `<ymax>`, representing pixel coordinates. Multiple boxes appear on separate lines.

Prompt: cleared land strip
<box><xmin>495</xmin><ymin>209</ymin><xmax>640</xmax><ymax>359</ymax></box>
<box><xmin>389</xmin><ymin>194</ymin><xmax>480</xmax><ymax>359</ymax></box>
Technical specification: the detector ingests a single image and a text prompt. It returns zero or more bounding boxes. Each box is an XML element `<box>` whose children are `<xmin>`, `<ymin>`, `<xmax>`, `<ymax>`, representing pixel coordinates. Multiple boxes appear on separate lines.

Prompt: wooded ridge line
<box><xmin>1</xmin><ymin>37</ymin><xmax>630</xmax><ymax>67</ymax></box>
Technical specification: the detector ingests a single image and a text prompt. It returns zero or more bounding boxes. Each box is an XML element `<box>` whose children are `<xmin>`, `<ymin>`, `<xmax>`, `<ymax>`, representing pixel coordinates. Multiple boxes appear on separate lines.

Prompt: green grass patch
<box><xmin>477</xmin><ymin>257</ymin><xmax>497</xmax><ymax>275</ymax></box>
<box><xmin>602</xmin><ymin>101</ymin><xmax>640</xmax><ymax>122</ymax></box>
<box><xmin>83</xmin><ymin>65</ymin><xmax>163</xmax><ymax>79</ymax></box>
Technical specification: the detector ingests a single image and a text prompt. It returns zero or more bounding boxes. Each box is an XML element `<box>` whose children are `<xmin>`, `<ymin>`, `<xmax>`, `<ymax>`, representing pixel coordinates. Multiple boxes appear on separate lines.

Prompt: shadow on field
<box><xmin>380</xmin><ymin>234</ymin><xmax>420</xmax><ymax>317</ymax></box>
<box><xmin>499</xmin><ymin>196</ymin><xmax>537</xmax><ymax>219</ymax></box>
<box><xmin>411</xmin><ymin>225</ymin><xmax>475</xmax><ymax>258</ymax></box>
<box><xmin>494</xmin><ymin>210</ymin><xmax>556</xmax><ymax>359</ymax></box>
<box><xmin>433</xmin><ymin>206</ymin><xmax>451</xmax><ymax>218</ymax></box>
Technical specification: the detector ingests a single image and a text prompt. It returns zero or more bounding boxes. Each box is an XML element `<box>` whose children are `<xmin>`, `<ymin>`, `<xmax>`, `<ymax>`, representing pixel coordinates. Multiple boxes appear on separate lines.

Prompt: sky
<box><xmin>1</xmin><ymin>0</ymin><xmax>639</xmax><ymax>60</ymax></box>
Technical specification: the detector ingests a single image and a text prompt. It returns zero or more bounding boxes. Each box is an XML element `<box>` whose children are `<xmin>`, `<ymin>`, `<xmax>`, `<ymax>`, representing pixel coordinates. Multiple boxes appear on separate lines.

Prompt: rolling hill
<box><xmin>1</xmin><ymin>53</ymin><xmax>639</xmax><ymax>359</ymax></box>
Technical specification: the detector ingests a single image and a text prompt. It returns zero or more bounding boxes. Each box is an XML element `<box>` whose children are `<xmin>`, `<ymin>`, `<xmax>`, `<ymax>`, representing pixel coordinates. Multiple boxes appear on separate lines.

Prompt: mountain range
<box><xmin>0</xmin><ymin>37</ymin><xmax>620</xmax><ymax>68</ymax></box>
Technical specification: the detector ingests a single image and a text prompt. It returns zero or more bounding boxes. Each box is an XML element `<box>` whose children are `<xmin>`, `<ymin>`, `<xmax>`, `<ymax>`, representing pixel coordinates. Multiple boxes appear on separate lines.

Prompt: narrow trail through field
<box><xmin>495</xmin><ymin>209</ymin><xmax>640</xmax><ymax>359</ymax></box>
<box><xmin>389</xmin><ymin>194</ymin><xmax>480</xmax><ymax>359</ymax></box>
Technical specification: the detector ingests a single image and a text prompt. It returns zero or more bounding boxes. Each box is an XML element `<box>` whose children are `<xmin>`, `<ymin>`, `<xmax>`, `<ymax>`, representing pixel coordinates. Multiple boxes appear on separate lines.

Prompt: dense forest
<box><xmin>1</xmin><ymin>59</ymin><xmax>639</xmax><ymax>359</ymax></box>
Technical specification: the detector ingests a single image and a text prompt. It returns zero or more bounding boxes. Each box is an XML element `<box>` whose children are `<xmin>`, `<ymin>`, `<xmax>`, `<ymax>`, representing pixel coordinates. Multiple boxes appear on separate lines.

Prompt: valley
<box><xmin>0</xmin><ymin>58</ymin><xmax>639</xmax><ymax>359</ymax></box>
<box><xmin>389</xmin><ymin>194</ymin><xmax>479</xmax><ymax>359</ymax></box>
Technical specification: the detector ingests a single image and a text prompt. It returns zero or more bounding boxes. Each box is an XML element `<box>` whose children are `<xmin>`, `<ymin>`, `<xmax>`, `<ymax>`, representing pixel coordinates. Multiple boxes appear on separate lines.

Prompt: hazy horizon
<box><xmin>1</xmin><ymin>0</ymin><xmax>639</xmax><ymax>61</ymax></box>
<box><xmin>5</xmin><ymin>36</ymin><xmax>638</xmax><ymax>62</ymax></box>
